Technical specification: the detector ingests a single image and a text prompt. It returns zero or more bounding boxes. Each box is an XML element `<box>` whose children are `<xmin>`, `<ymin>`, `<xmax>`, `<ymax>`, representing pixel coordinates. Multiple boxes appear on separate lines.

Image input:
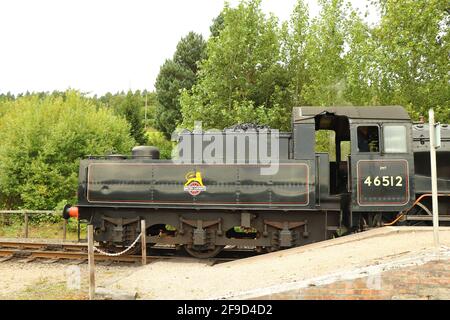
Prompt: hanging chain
<box><xmin>93</xmin><ymin>233</ymin><xmax>142</xmax><ymax>257</ymax></box>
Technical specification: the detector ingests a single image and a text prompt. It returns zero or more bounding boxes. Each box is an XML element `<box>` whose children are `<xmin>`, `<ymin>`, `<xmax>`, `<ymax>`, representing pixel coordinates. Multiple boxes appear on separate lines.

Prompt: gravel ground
<box><xmin>1</xmin><ymin>227</ymin><xmax>449</xmax><ymax>300</ymax></box>
<box><xmin>0</xmin><ymin>261</ymin><xmax>136</xmax><ymax>299</ymax></box>
<box><xmin>105</xmin><ymin>227</ymin><xmax>450</xmax><ymax>299</ymax></box>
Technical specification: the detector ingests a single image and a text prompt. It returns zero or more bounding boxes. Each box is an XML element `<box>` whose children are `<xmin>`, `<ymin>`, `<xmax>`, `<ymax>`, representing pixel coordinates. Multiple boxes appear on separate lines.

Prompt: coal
<box><xmin>224</xmin><ymin>123</ymin><xmax>271</xmax><ymax>132</ymax></box>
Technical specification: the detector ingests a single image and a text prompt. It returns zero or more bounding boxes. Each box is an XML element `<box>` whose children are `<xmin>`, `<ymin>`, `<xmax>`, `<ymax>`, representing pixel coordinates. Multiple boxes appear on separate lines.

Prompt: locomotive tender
<box><xmin>63</xmin><ymin>106</ymin><xmax>450</xmax><ymax>258</ymax></box>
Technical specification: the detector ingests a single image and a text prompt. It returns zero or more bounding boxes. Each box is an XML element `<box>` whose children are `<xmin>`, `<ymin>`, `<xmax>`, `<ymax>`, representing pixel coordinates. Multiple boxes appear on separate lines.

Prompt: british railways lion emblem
<box><xmin>183</xmin><ymin>171</ymin><xmax>206</xmax><ymax>196</ymax></box>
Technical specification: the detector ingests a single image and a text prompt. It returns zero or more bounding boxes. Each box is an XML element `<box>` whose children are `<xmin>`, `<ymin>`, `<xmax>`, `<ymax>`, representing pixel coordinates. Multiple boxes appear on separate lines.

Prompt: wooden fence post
<box><xmin>23</xmin><ymin>211</ymin><xmax>29</xmax><ymax>238</ymax></box>
<box><xmin>87</xmin><ymin>224</ymin><xmax>95</xmax><ymax>300</ymax></box>
<box><xmin>62</xmin><ymin>219</ymin><xmax>67</xmax><ymax>242</ymax></box>
<box><xmin>141</xmin><ymin>220</ymin><xmax>147</xmax><ymax>266</ymax></box>
<box><xmin>77</xmin><ymin>219</ymin><xmax>81</xmax><ymax>242</ymax></box>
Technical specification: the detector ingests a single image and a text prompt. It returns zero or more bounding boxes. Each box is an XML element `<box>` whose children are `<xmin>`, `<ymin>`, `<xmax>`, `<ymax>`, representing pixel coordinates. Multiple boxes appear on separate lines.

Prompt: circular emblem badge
<box><xmin>183</xmin><ymin>171</ymin><xmax>206</xmax><ymax>196</ymax></box>
<box><xmin>185</xmin><ymin>182</ymin><xmax>203</xmax><ymax>196</ymax></box>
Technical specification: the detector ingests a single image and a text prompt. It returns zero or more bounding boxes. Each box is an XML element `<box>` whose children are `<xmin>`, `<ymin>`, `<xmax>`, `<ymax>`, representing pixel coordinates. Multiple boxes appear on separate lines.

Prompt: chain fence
<box><xmin>93</xmin><ymin>233</ymin><xmax>142</xmax><ymax>256</ymax></box>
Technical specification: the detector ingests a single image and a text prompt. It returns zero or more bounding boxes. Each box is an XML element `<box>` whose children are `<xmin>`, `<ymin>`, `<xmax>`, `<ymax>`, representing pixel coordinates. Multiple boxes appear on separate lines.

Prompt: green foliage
<box><xmin>174</xmin><ymin>32</ymin><xmax>207</xmax><ymax>74</ymax></box>
<box><xmin>369</xmin><ymin>0</ymin><xmax>450</xmax><ymax>121</ymax></box>
<box><xmin>97</xmin><ymin>90</ymin><xmax>150</xmax><ymax>144</ymax></box>
<box><xmin>342</xmin><ymin>9</ymin><xmax>376</xmax><ymax>105</ymax></box>
<box><xmin>155</xmin><ymin>60</ymin><xmax>196</xmax><ymax>137</ymax></box>
<box><xmin>281</xmin><ymin>0</ymin><xmax>310</xmax><ymax>107</ymax></box>
<box><xmin>301</xmin><ymin>0</ymin><xmax>349</xmax><ymax>106</ymax></box>
<box><xmin>145</xmin><ymin>130</ymin><xmax>174</xmax><ymax>159</ymax></box>
<box><xmin>0</xmin><ymin>91</ymin><xmax>134</xmax><ymax>210</ymax></box>
<box><xmin>178</xmin><ymin>0</ymin><xmax>449</xmax><ymax>128</ymax></box>
<box><xmin>155</xmin><ymin>32</ymin><xmax>206</xmax><ymax>138</ymax></box>
<box><xmin>180</xmin><ymin>0</ymin><xmax>291</xmax><ymax>131</ymax></box>
<box><xmin>210</xmin><ymin>12</ymin><xmax>225</xmax><ymax>37</ymax></box>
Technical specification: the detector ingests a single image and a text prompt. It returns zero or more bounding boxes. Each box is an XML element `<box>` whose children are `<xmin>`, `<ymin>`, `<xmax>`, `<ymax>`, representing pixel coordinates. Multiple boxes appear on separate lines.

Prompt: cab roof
<box><xmin>293</xmin><ymin>106</ymin><xmax>411</xmax><ymax>122</ymax></box>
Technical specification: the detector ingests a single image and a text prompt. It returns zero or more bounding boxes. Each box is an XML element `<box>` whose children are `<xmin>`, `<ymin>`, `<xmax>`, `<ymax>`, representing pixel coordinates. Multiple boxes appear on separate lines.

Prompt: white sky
<box><xmin>0</xmin><ymin>0</ymin><xmax>378</xmax><ymax>96</ymax></box>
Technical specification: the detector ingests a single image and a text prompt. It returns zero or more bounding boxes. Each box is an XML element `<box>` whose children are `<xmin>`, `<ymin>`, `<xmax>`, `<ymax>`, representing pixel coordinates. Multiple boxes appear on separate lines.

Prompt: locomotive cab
<box><xmin>294</xmin><ymin>106</ymin><xmax>415</xmax><ymax>226</ymax></box>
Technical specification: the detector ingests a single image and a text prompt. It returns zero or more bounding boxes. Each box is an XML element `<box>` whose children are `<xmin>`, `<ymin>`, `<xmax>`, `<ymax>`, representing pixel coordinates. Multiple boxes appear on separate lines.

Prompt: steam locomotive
<box><xmin>63</xmin><ymin>106</ymin><xmax>450</xmax><ymax>258</ymax></box>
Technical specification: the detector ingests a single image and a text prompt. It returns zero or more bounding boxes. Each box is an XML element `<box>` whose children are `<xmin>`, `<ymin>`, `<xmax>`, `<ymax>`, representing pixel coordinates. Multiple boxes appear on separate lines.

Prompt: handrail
<box><xmin>0</xmin><ymin>210</ymin><xmax>57</xmax><ymax>214</ymax></box>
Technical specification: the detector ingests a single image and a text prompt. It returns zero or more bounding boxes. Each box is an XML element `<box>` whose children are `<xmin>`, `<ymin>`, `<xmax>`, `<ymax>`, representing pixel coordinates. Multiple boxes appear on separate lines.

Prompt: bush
<box><xmin>145</xmin><ymin>129</ymin><xmax>174</xmax><ymax>159</ymax></box>
<box><xmin>0</xmin><ymin>91</ymin><xmax>135</xmax><ymax>212</ymax></box>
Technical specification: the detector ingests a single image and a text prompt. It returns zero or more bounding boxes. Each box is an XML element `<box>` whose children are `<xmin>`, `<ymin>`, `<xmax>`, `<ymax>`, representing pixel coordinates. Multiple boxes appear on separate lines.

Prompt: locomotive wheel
<box><xmin>183</xmin><ymin>245</ymin><xmax>224</xmax><ymax>259</ymax></box>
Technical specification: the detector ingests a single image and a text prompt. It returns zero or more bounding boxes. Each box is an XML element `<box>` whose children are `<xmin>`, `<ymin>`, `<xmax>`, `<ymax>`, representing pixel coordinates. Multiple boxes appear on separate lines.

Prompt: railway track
<box><xmin>0</xmin><ymin>239</ymin><xmax>257</xmax><ymax>265</ymax></box>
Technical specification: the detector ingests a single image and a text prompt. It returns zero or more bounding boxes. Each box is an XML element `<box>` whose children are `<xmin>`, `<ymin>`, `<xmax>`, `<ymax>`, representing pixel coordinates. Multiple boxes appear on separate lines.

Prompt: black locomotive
<box><xmin>63</xmin><ymin>106</ymin><xmax>450</xmax><ymax>258</ymax></box>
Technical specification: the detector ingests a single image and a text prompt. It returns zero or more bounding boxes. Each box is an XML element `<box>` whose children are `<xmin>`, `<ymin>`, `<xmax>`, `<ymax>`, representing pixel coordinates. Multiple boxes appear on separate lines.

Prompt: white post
<box><xmin>429</xmin><ymin>109</ymin><xmax>440</xmax><ymax>249</ymax></box>
<box><xmin>141</xmin><ymin>220</ymin><xmax>147</xmax><ymax>266</ymax></box>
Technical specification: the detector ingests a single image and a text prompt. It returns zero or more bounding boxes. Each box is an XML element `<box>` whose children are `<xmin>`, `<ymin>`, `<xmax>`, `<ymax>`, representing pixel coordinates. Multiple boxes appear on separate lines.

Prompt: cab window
<box><xmin>383</xmin><ymin>125</ymin><xmax>407</xmax><ymax>153</ymax></box>
<box><xmin>357</xmin><ymin>126</ymin><xmax>379</xmax><ymax>152</ymax></box>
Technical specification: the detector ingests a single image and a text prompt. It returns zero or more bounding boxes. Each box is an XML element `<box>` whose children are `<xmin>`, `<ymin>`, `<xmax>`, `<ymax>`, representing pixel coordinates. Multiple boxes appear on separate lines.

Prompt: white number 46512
<box><xmin>364</xmin><ymin>176</ymin><xmax>403</xmax><ymax>187</ymax></box>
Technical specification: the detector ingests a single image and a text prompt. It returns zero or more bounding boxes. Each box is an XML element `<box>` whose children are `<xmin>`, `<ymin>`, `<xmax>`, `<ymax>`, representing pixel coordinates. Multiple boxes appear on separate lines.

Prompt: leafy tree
<box><xmin>341</xmin><ymin>8</ymin><xmax>376</xmax><ymax>106</ymax></box>
<box><xmin>301</xmin><ymin>0</ymin><xmax>349</xmax><ymax>106</ymax></box>
<box><xmin>155</xmin><ymin>60</ymin><xmax>196</xmax><ymax>137</ymax></box>
<box><xmin>180</xmin><ymin>0</ymin><xmax>291</xmax><ymax>131</ymax></box>
<box><xmin>155</xmin><ymin>32</ymin><xmax>206</xmax><ymax>138</ymax></box>
<box><xmin>282</xmin><ymin>0</ymin><xmax>310</xmax><ymax>107</ymax></box>
<box><xmin>369</xmin><ymin>0</ymin><xmax>450</xmax><ymax>121</ymax></box>
<box><xmin>174</xmin><ymin>32</ymin><xmax>207</xmax><ymax>74</ymax></box>
<box><xmin>210</xmin><ymin>12</ymin><xmax>225</xmax><ymax>37</ymax></box>
<box><xmin>0</xmin><ymin>94</ymin><xmax>16</xmax><ymax>118</ymax></box>
<box><xmin>145</xmin><ymin>130</ymin><xmax>174</xmax><ymax>160</ymax></box>
<box><xmin>0</xmin><ymin>91</ymin><xmax>134</xmax><ymax>210</ymax></box>
<box><xmin>118</xmin><ymin>91</ymin><xmax>147</xmax><ymax>145</ymax></box>
<box><xmin>97</xmin><ymin>90</ymin><xmax>148</xmax><ymax>144</ymax></box>
<box><xmin>142</xmin><ymin>91</ymin><xmax>158</xmax><ymax>129</ymax></box>
<box><xmin>0</xmin><ymin>92</ymin><xmax>15</xmax><ymax>102</ymax></box>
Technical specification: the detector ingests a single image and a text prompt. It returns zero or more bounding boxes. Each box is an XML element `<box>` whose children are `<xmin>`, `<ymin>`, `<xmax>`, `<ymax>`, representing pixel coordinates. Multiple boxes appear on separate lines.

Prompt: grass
<box><xmin>1</xmin><ymin>279</ymin><xmax>88</xmax><ymax>300</ymax></box>
<box><xmin>0</xmin><ymin>220</ymin><xmax>86</xmax><ymax>241</ymax></box>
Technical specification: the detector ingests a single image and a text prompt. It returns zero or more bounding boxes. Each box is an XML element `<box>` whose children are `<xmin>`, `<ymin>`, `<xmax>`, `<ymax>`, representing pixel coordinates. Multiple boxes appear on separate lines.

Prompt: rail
<box><xmin>0</xmin><ymin>239</ymin><xmax>251</xmax><ymax>265</ymax></box>
<box><xmin>0</xmin><ymin>210</ymin><xmax>78</xmax><ymax>241</ymax></box>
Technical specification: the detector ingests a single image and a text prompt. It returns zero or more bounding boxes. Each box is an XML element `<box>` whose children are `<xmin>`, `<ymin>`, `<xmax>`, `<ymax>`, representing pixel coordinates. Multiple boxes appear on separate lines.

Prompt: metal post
<box><xmin>87</xmin><ymin>224</ymin><xmax>95</xmax><ymax>300</ymax></box>
<box><xmin>141</xmin><ymin>220</ymin><xmax>147</xmax><ymax>266</ymax></box>
<box><xmin>429</xmin><ymin>109</ymin><xmax>440</xmax><ymax>249</ymax></box>
<box><xmin>24</xmin><ymin>211</ymin><xmax>29</xmax><ymax>238</ymax></box>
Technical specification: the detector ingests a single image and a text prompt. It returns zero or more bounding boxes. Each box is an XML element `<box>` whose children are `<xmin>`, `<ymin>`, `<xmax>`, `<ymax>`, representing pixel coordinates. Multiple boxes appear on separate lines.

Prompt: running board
<box><xmin>406</xmin><ymin>215</ymin><xmax>450</xmax><ymax>221</ymax></box>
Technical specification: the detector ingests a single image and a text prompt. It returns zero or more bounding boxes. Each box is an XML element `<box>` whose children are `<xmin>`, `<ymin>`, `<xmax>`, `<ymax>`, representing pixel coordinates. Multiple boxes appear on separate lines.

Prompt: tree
<box><xmin>118</xmin><ymin>91</ymin><xmax>147</xmax><ymax>145</ymax></box>
<box><xmin>154</xmin><ymin>60</ymin><xmax>196</xmax><ymax>137</ymax></box>
<box><xmin>282</xmin><ymin>0</ymin><xmax>310</xmax><ymax>107</ymax></box>
<box><xmin>180</xmin><ymin>0</ymin><xmax>291</xmax><ymax>131</ymax></box>
<box><xmin>155</xmin><ymin>32</ymin><xmax>206</xmax><ymax>138</ymax></box>
<box><xmin>142</xmin><ymin>91</ymin><xmax>158</xmax><ymax>129</ymax></box>
<box><xmin>97</xmin><ymin>90</ymin><xmax>148</xmax><ymax>144</ymax></box>
<box><xmin>369</xmin><ymin>0</ymin><xmax>450</xmax><ymax>121</ymax></box>
<box><xmin>301</xmin><ymin>0</ymin><xmax>349</xmax><ymax>106</ymax></box>
<box><xmin>0</xmin><ymin>91</ymin><xmax>134</xmax><ymax>210</ymax></box>
<box><xmin>0</xmin><ymin>93</ymin><xmax>16</xmax><ymax>117</ymax></box>
<box><xmin>174</xmin><ymin>32</ymin><xmax>207</xmax><ymax>74</ymax></box>
<box><xmin>210</xmin><ymin>12</ymin><xmax>225</xmax><ymax>37</ymax></box>
<box><xmin>342</xmin><ymin>8</ymin><xmax>376</xmax><ymax>106</ymax></box>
